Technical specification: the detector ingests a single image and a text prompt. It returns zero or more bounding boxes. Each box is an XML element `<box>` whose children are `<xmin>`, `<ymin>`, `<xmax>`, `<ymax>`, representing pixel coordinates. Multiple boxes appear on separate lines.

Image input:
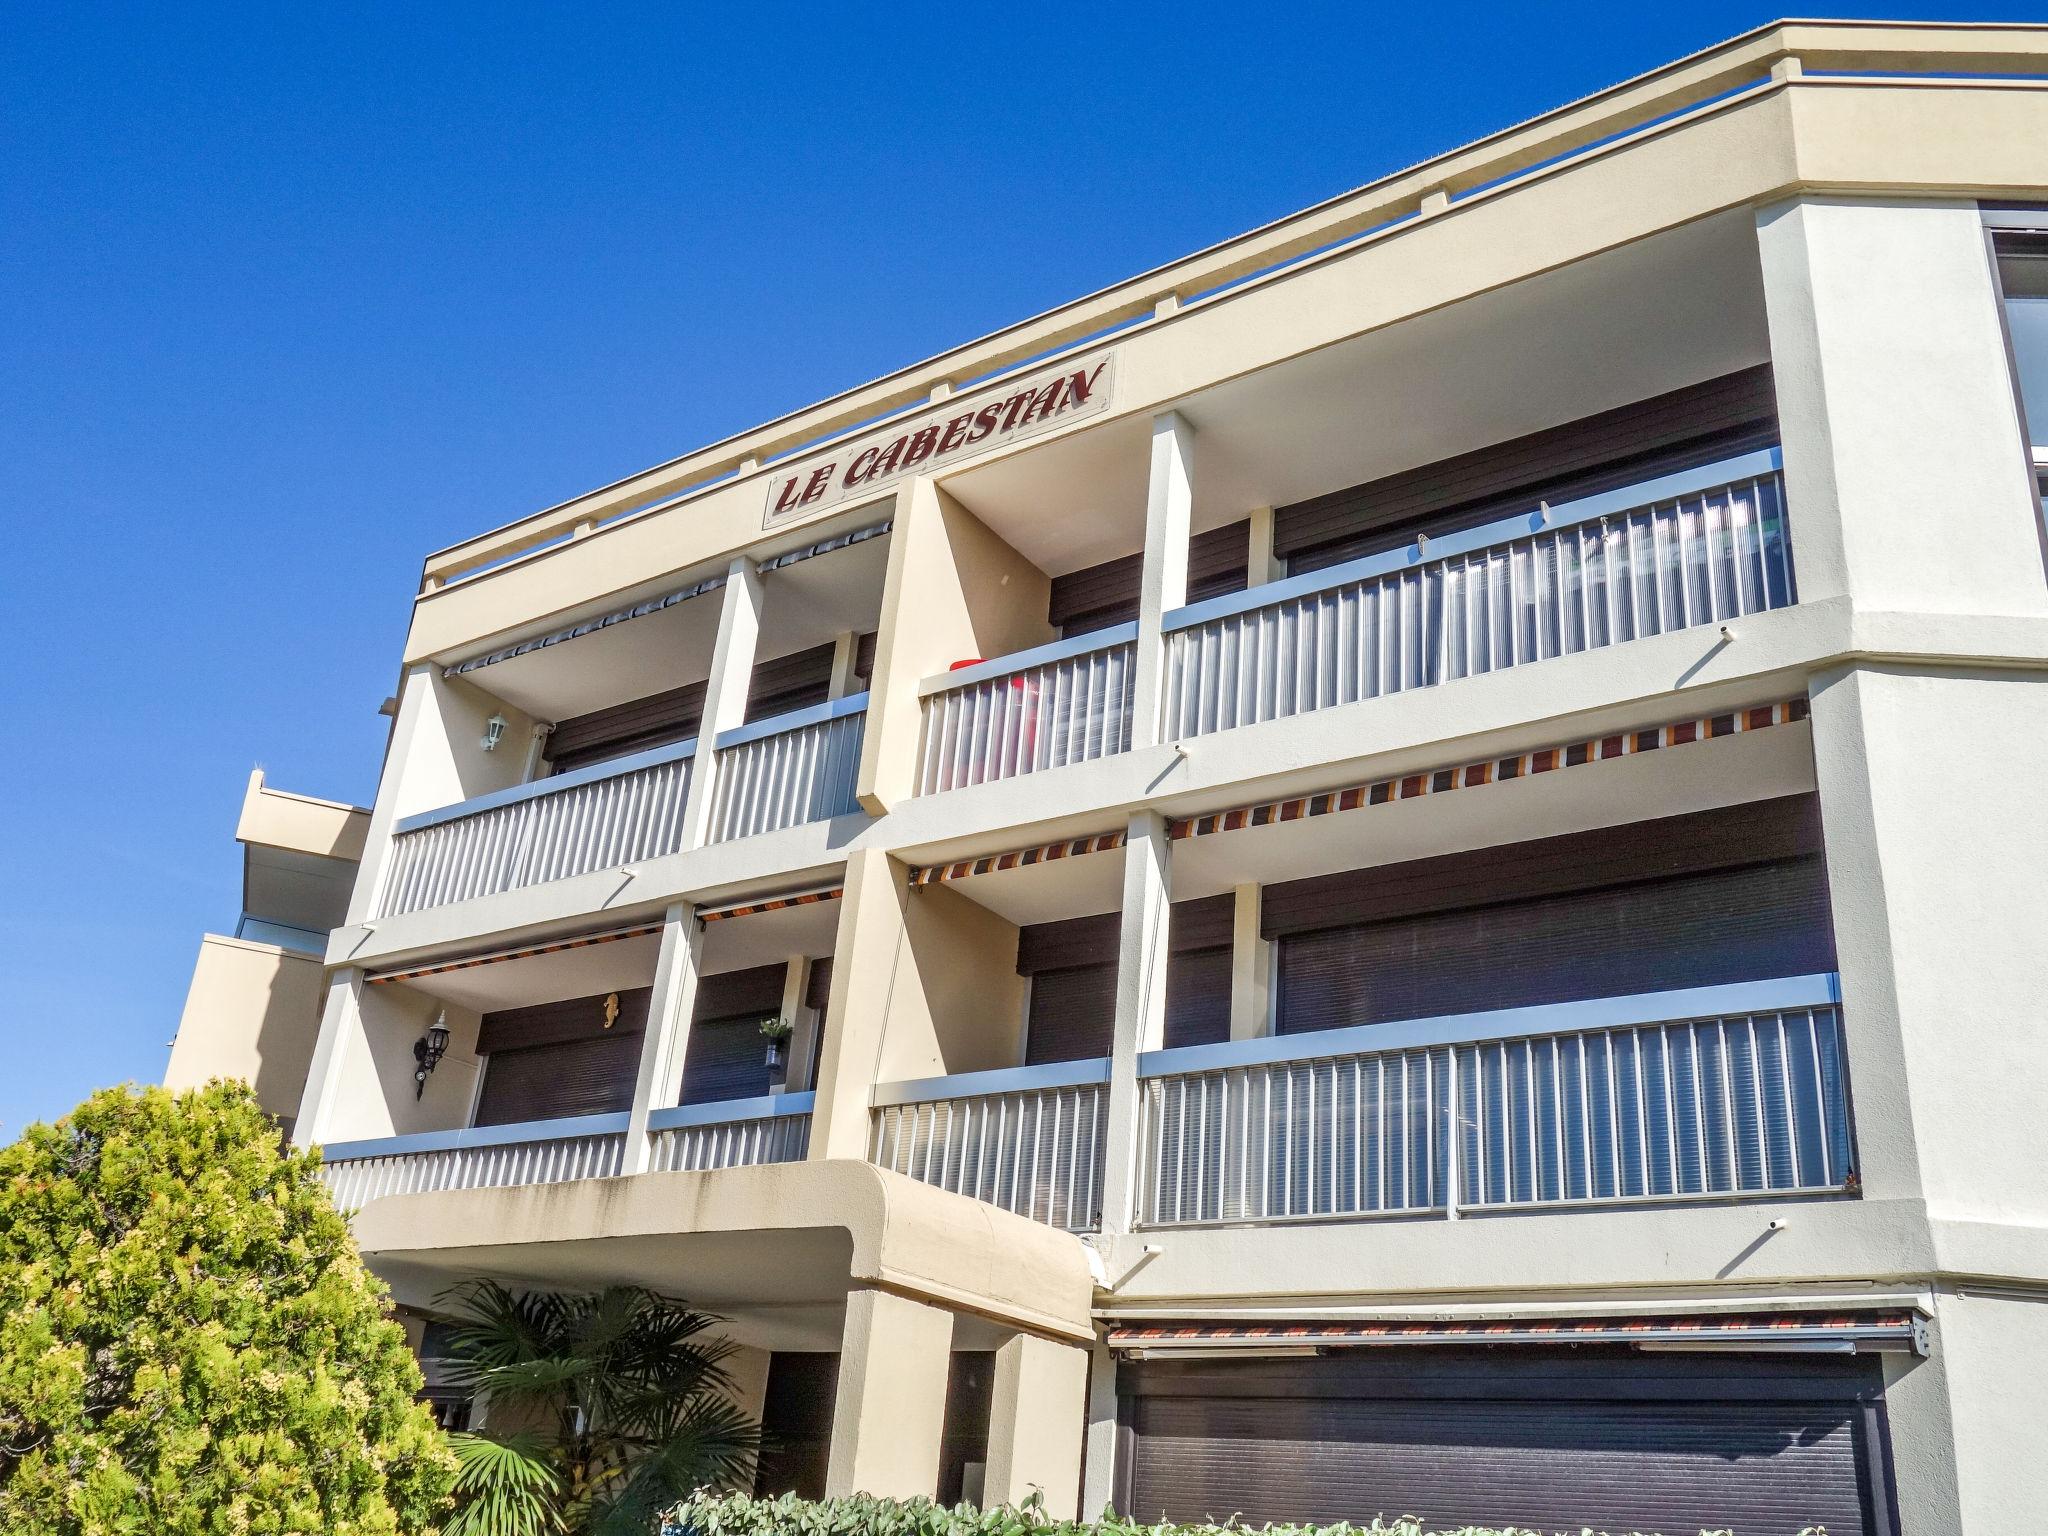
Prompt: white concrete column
<box><xmin>292</xmin><ymin>966</ymin><xmax>363</xmax><ymax>1146</ymax></box>
<box><xmin>1246</xmin><ymin>503</ymin><xmax>1281</xmax><ymax>586</ymax></box>
<box><xmin>621</xmin><ymin>901</ymin><xmax>703</xmax><ymax>1173</ymax></box>
<box><xmin>1228</xmin><ymin>882</ymin><xmax>1270</xmax><ymax>1041</ymax></box>
<box><xmin>1078</xmin><ymin>1341</ymin><xmax>1120</xmax><ymax>1520</ymax></box>
<box><xmin>677</xmin><ymin>556</ymin><xmax>766</xmax><ymax>849</ymax></box>
<box><xmin>984</xmin><ymin>1331</ymin><xmax>1090</xmax><ymax>1516</ymax></box>
<box><xmin>1099</xmin><ymin>811</ymin><xmax>1173</xmax><ymax>1234</ymax></box>
<box><xmin>345</xmin><ymin>666</ymin><xmax>439</xmax><ymax>927</ymax></box>
<box><xmin>1755</xmin><ymin>196</ymin><xmax>2048</xmax><ymax>615</ymax></box>
<box><xmin>776</xmin><ymin>955</ymin><xmax>812</xmax><ymax>1093</ymax></box>
<box><xmin>827</xmin><ymin>629</ymin><xmax>863</xmax><ymax>701</ymax></box>
<box><xmin>1130</xmin><ymin>411</ymin><xmax>1194</xmax><ymax>750</ymax></box>
<box><xmin>824</xmin><ymin>1288</ymin><xmax>955</xmax><ymax>1498</ymax></box>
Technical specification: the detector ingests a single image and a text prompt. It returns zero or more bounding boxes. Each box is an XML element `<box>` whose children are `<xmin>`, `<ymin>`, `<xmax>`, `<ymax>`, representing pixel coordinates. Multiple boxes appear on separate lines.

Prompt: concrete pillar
<box><xmin>1755</xmin><ymin>196</ymin><xmax>2048</xmax><ymax>615</ymax></box>
<box><xmin>774</xmin><ymin>955</ymin><xmax>814</xmax><ymax>1093</ymax></box>
<box><xmin>1228</xmin><ymin>882</ymin><xmax>1270</xmax><ymax>1041</ymax></box>
<box><xmin>677</xmin><ymin>556</ymin><xmax>765</xmax><ymax>849</ymax></box>
<box><xmin>1130</xmin><ymin>412</ymin><xmax>1195</xmax><ymax>750</ymax></box>
<box><xmin>1099</xmin><ymin>811</ymin><xmax>1173</xmax><ymax>1234</ymax></box>
<box><xmin>622</xmin><ymin>901</ymin><xmax>703</xmax><ymax>1173</ymax></box>
<box><xmin>824</xmin><ymin>1288</ymin><xmax>955</xmax><ymax>1498</ymax></box>
<box><xmin>1079</xmin><ymin>1341</ymin><xmax>1120</xmax><ymax>1520</ymax></box>
<box><xmin>808</xmin><ymin>848</ymin><xmax>898</xmax><ymax>1161</ymax></box>
<box><xmin>1246</xmin><ymin>503</ymin><xmax>1281</xmax><ymax>586</ymax></box>
<box><xmin>293</xmin><ymin>966</ymin><xmax>363</xmax><ymax>1146</ymax></box>
<box><xmin>984</xmin><ymin>1332</ymin><xmax>1090</xmax><ymax>1516</ymax></box>
<box><xmin>345</xmin><ymin>665</ymin><xmax>542</xmax><ymax>929</ymax></box>
<box><xmin>827</xmin><ymin>629</ymin><xmax>863</xmax><ymax>701</ymax></box>
<box><xmin>1807</xmin><ymin>664</ymin><xmax>2048</xmax><ymax>1213</ymax></box>
<box><xmin>856</xmin><ymin>477</ymin><xmax>1055</xmax><ymax>814</ymax></box>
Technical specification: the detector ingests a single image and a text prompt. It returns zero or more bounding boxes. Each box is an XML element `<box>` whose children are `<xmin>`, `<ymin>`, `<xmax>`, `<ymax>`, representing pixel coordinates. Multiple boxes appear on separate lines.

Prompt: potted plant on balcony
<box><xmin>759</xmin><ymin>1015</ymin><xmax>794</xmax><ymax>1085</ymax></box>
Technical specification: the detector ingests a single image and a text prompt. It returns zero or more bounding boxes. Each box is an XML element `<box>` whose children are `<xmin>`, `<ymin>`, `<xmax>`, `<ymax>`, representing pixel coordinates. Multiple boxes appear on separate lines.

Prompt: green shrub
<box><xmin>664</xmin><ymin>1490</ymin><xmax>1783</xmax><ymax>1536</ymax></box>
<box><xmin>0</xmin><ymin>1082</ymin><xmax>456</xmax><ymax>1534</ymax></box>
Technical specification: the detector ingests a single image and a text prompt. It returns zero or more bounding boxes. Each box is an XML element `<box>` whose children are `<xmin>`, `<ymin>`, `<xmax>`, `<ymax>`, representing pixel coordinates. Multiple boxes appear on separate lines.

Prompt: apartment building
<box><xmin>171</xmin><ymin>20</ymin><xmax>2048</xmax><ymax>1535</ymax></box>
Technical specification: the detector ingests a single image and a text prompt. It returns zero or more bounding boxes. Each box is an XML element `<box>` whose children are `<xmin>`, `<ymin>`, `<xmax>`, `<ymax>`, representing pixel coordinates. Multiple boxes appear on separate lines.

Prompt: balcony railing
<box><xmin>319</xmin><ymin>1098</ymin><xmax>812</xmax><ymax>1208</ymax></box>
<box><xmin>707</xmin><ymin>696</ymin><xmax>867</xmax><ymax>843</ymax></box>
<box><xmin>1160</xmin><ymin>449</ymin><xmax>1793</xmax><ymax>741</ymax></box>
<box><xmin>646</xmin><ymin>1094</ymin><xmax>814</xmax><ymax>1170</ymax></box>
<box><xmin>1136</xmin><ymin>974</ymin><xmax>1851</xmax><ymax>1227</ymax></box>
<box><xmin>376</xmin><ymin>739</ymin><xmax>695</xmax><ymax>918</ymax></box>
<box><xmin>868</xmin><ymin>1061</ymin><xmax>1109</xmax><ymax>1232</ymax></box>
<box><xmin>915</xmin><ymin>627</ymin><xmax>1136</xmax><ymax>795</ymax></box>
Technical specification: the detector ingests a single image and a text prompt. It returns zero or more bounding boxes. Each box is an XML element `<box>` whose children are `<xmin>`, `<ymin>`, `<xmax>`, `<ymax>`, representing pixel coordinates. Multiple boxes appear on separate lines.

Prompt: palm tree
<box><xmin>435</xmin><ymin>1280</ymin><xmax>763</xmax><ymax>1536</ymax></box>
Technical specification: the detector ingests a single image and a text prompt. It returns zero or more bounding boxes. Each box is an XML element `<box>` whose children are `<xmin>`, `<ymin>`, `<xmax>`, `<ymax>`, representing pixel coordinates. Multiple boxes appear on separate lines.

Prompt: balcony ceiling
<box><xmin>439</xmin><ymin>521</ymin><xmax>891</xmax><ymax>723</ymax></box>
<box><xmin>942</xmin><ymin>210</ymin><xmax>1769</xmax><ymax>577</ymax></box>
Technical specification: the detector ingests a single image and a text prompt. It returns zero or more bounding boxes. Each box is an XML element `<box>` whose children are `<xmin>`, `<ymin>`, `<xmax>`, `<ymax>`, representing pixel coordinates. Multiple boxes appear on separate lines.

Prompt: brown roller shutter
<box><xmin>1049</xmin><ymin>522</ymin><xmax>1252</xmax><ymax>635</ymax></box>
<box><xmin>1020</xmin><ymin>900</ymin><xmax>1239</xmax><ymax>1060</ymax></box>
<box><xmin>1165</xmin><ymin>947</ymin><xmax>1232</xmax><ymax>1049</ymax></box>
<box><xmin>695</xmin><ymin>963</ymin><xmax>788</xmax><ymax>1021</ymax></box>
<box><xmin>678</xmin><ymin>962</ymin><xmax>789</xmax><ymax>1105</ymax></box>
<box><xmin>743</xmin><ymin>644</ymin><xmax>836</xmax><ymax>723</ymax></box>
<box><xmin>1119</xmin><ymin>1349</ymin><xmax>1889</xmax><ymax>1536</ymax></box>
<box><xmin>547</xmin><ymin>684</ymin><xmax>705</xmax><ymax>775</ymax></box>
<box><xmin>803</xmin><ymin>956</ymin><xmax>833</xmax><ymax>1013</ymax></box>
<box><xmin>1276</xmin><ymin>856</ymin><xmax>1835</xmax><ymax>1033</ymax></box>
<box><xmin>852</xmin><ymin>631</ymin><xmax>877</xmax><ymax>688</ymax></box>
<box><xmin>1276</xmin><ymin>366</ymin><xmax>1778</xmax><ymax>572</ymax></box>
<box><xmin>1261</xmin><ymin>795</ymin><xmax>1822</xmax><ymax>937</ymax></box>
<box><xmin>1024</xmin><ymin>963</ymin><xmax>1117</xmax><ymax>1065</ymax></box>
<box><xmin>473</xmin><ymin>988</ymin><xmax>649</xmax><ymax>1125</ymax></box>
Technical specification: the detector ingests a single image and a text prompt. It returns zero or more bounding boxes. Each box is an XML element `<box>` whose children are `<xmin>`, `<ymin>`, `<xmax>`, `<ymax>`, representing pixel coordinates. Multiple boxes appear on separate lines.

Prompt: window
<box><xmin>1996</xmin><ymin>233</ymin><xmax>2048</xmax><ymax>456</ymax></box>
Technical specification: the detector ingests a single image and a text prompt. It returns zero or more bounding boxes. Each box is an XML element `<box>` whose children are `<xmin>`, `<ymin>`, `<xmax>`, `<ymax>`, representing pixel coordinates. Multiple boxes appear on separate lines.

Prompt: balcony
<box><xmin>377</xmin><ymin>739</ymin><xmax>695</xmax><ymax>918</ymax></box>
<box><xmin>1160</xmin><ymin>450</ymin><xmax>1792</xmax><ymax>741</ymax></box>
<box><xmin>863</xmin><ymin>976</ymin><xmax>1853</xmax><ymax>1233</ymax></box>
<box><xmin>915</xmin><ymin>629</ymin><xmax>1135</xmax><ymax>796</ymax></box>
<box><xmin>707</xmin><ymin>694</ymin><xmax>867</xmax><ymax>843</ymax></box>
<box><xmin>318</xmin><ymin>1094</ymin><xmax>814</xmax><ymax>1209</ymax></box>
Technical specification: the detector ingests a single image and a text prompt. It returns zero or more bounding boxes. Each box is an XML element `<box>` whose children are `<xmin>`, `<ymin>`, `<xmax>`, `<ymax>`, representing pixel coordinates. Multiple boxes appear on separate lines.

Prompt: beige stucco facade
<box><xmin>166</xmin><ymin>21</ymin><xmax>2048</xmax><ymax>1534</ymax></box>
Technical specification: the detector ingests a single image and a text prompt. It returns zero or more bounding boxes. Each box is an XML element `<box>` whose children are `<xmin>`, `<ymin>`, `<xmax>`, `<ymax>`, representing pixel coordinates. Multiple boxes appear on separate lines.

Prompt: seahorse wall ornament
<box><xmin>602</xmin><ymin>992</ymin><xmax>620</xmax><ymax>1029</ymax></box>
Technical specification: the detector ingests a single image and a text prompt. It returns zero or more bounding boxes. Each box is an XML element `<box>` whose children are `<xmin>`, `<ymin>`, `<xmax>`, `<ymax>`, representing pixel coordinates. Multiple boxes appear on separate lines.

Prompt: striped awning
<box><xmin>698</xmin><ymin>885</ymin><xmax>843</xmax><ymax>923</ymax></box>
<box><xmin>909</xmin><ymin>831</ymin><xmax>1126</xmax><ymax>887</ymax></box>
<box><xmin>444</xmin><ymin>519</ymin><xmax>890</xmax><ymax>678</ymax></box>
<box><xmin>1108</xmin><ymin>1309</ymin><xmax>1923</xmax><ymax>1355</ymax></box>
<box><xmin>365</xmin><ymin>920</ymin><xmax>663</xmax><ymax>984</ymax></box>
<box><xmin>1170</xmin><ymin>698</ymin><xmax>1809</xmax><ymax>841</ymax></box>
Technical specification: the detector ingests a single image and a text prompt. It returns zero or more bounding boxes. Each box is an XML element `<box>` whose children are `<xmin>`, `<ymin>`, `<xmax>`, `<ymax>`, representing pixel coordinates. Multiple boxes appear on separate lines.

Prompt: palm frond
<box><xmin>442</xmin><ymin>1431</ymin><xmax>566</xmax><ymax>1536</ymax></box>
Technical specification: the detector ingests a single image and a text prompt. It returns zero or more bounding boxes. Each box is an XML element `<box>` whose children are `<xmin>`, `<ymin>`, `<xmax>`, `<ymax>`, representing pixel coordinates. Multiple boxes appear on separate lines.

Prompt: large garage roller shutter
<box><xmin>1120</xmin><ymin>1350</ymin><xmax>1892</xmax><ymax>1536</ymax></box>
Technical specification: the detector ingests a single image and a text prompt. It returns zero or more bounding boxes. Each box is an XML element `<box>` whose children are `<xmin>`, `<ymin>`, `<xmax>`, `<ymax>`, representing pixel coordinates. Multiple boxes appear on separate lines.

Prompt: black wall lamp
<box><xmin>413</xmin><ymin>1011</ymin><xmax>451</xmax><ymax>1099</ymax></box>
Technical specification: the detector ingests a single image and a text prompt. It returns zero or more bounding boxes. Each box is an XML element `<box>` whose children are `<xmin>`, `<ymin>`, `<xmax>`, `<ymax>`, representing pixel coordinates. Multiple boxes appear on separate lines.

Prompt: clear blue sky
<box><xmin>0</xmin><ymin>2</ymin><xmax>2005</xmax><ymax>1135</ymax></box>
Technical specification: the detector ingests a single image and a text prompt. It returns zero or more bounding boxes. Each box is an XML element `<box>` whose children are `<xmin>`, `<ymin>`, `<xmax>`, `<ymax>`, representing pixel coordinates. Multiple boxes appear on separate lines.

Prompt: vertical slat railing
<box><xmin>319</xmin><ymin>1125</ymin><xmax>628</xmax><ymax>1210</ymax></box>
<box><xmin>707</xmin><ymin>700</ymin><xmax>867</xmax><ymax>843</ymax></box>
<box><xmin>916</xmin><ymin>631</ymin><xmax>1136</xmax><ymax>795</ymax></box>
<box><xmin>1136</xmin><ymin>988</ymin><xmax>1853</xmax><ymax>1228</ymax></box>
<box><xmin>869</xmin><ymin>1071</ymin><xmax>1109</xmax><ymax>1232</ymax></box>
<box><xmin>645</xmin><ymin>1102</ymin><xmax>813</xmax><ymax>1171</ymax></box>
<box><xmin>1161</xmin><ymin>458</ymin><xmax>1793</xmax><ymax>741</ymax></box>
<box><xmin>376</xmin><ymin>744</ymin><xmax>693</xmax><ymax>918</ymax></box>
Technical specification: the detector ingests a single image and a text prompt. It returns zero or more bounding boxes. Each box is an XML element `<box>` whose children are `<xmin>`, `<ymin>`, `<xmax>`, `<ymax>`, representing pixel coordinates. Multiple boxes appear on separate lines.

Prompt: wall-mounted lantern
<box><xmin>481</xmin><ymin>713</ymin><xmax>508</xmax><ymax>752</ymax></box>
<box><xmin>413</xmin><ymin>1012</ymin><xmax>451</xmax><ymax>1099</ymax></box>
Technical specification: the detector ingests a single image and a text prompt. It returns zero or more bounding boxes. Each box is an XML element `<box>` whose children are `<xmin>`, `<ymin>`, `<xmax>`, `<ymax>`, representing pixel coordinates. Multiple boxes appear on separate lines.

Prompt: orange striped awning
<box><xmin>1108</xmin><ymin>1307</ymin><xmax>1921</xmax><ymax>1355</ymax></box>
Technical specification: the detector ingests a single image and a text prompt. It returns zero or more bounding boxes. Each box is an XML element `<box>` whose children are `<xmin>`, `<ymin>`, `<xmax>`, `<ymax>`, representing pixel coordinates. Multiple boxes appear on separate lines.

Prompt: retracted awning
<box><xmin>1108</xmin><ymin>1309</ymin><xmax>1925</xmax><ymax>1356</ymax></box>
<box><xmin>444</xmin><ymin>520</ymin><xmax>891</xmax><ymax>678</ymax></box>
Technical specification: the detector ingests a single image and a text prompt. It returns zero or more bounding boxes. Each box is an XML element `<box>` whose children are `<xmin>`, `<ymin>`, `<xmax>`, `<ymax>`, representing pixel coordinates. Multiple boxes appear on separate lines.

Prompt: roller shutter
<box><xmin>1119</xmin><ymin>1350</ymin><xmax>1892</xmax><ymax>1536</ymax></box>
<box><xmin>1019</xmin><ymin>897</ymin><xmax>1240</xmax><ymax>1062</ymax></box>
<box><xmin>473</xmin><ymin>989</ymin><xmax>649</xmax><ymax>1125</ymax></box>
<box><xmin>1276</xmin><ymin>366</ymin><xmax>1778</xmax><ymax>573</ymax></box>
<box><xmin>1050</xmin><ymin>522</ymin><xmax>1252</xmax><ymax>636</ymax></box>
<box><xmin>680</xmin><ymin>963</ymin><xmax>787</xmax><ymax>1104</ymax></box>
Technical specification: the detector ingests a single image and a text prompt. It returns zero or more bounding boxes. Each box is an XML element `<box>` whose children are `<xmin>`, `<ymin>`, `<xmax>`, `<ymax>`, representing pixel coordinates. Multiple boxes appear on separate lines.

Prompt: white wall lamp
<box><xmin>413</xmin><ymin>1011</ymin><xmax>451</xmax><ymax>1098</ymax></box>
<box><xmin>480</xmin><ymin>713</ymin><xmax>508</xmax><ymax>752</ymax></box>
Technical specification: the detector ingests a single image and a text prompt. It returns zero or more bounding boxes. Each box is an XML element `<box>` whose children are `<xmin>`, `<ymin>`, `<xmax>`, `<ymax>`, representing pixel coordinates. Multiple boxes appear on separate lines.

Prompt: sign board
<box><xmin>763</xmin><ymin>350</ymin><xmax>1116</xmax><ymax>529</ymax></box>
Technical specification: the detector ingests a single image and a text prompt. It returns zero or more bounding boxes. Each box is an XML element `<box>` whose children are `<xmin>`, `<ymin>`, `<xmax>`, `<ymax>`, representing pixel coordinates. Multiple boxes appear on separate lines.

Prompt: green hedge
<box><xmin>664</xmin><ymin>1490</ymin><xmax>1787</xmax><ymax>1536</ymax></box>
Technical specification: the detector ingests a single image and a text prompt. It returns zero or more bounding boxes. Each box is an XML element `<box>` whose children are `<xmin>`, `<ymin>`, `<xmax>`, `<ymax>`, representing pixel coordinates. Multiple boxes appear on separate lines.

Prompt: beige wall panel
<box><xmin>166</xmin><ymin>936</ymin><xmax>328</xmax><ymax>1123</ymax></box>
